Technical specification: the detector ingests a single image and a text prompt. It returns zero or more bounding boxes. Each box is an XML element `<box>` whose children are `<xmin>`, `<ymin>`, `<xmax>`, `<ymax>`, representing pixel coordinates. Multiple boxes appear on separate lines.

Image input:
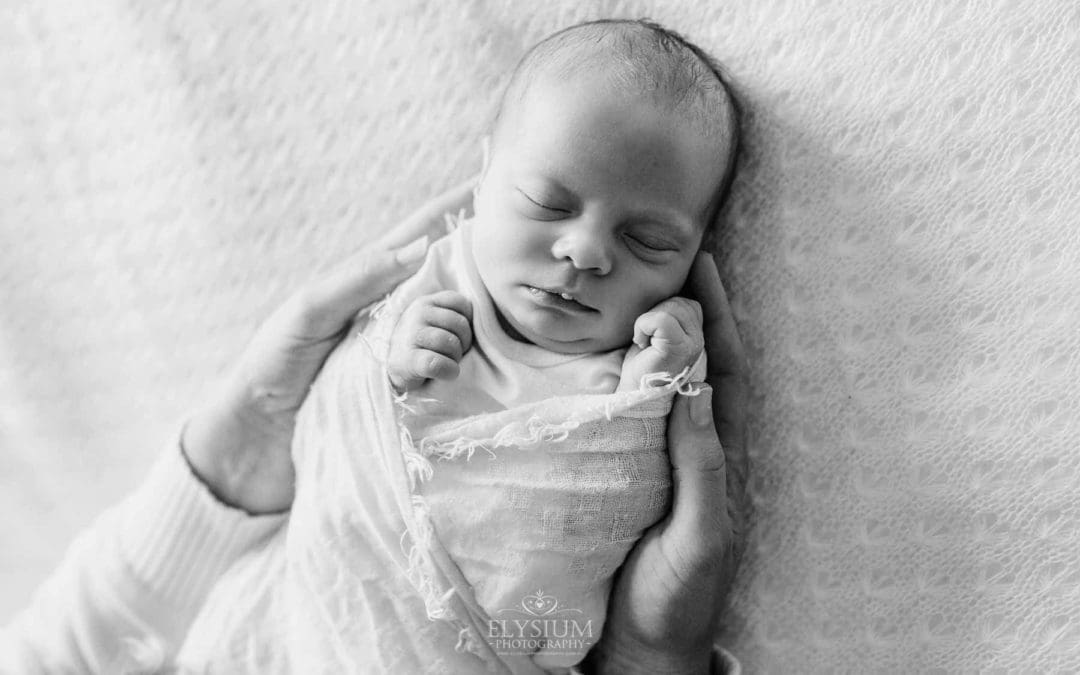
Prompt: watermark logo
<box><xmin>487</xmin><ymin>589</ymin><xmax>594</xmax><ymax>657</ymax></box>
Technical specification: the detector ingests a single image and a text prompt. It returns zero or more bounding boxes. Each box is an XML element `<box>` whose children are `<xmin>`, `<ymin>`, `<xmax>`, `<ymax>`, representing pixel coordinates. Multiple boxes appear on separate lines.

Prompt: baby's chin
<box><xmin>521</xmin><ymin>329</ymin><xmax>614</xmax><ymax>355</ymax></box>
<box><xmin>496</xmin><ymin>304</ymin><xmax>626</xmax><ymax>355</ymax></box>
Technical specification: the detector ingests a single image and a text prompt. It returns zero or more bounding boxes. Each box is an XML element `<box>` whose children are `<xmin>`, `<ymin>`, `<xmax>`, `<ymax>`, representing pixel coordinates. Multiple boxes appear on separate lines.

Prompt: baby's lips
<box><xmin>527</xmin><ymin>284</ymin><xmax>598</xmax><ymax>312</ymax></box>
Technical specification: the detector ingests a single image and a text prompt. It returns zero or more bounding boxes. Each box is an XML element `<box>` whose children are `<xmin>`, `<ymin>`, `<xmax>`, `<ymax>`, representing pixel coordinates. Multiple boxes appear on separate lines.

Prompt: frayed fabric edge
<box><xmin>388</xmin><ymin>365</ymin><xmax>500</xmax><ymax>669</ymax></box>
<box><xmin>345</xmin><ymin>326</ymin><xmax>497</xmax><ymax>669</ymax></box>
<box><xmin>418</xmin><ymin>363</ymin><xmax>702</xmax><ymax>460</ymax></box>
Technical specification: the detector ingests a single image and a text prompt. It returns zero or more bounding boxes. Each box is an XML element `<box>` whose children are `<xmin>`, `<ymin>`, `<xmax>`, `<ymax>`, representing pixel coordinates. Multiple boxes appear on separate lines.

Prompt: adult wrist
<box><xmin>180</xmin><ymin>390</ymin><xmax>291</xmax><ymax>515</ymax></box>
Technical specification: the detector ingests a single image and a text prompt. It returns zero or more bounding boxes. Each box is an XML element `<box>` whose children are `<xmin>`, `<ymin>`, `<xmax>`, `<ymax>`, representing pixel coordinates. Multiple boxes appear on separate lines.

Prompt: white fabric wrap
<box><xmin>176</xmin><ymin>230</ymin><xmax>699</xmax><ymax>674</ymax></box>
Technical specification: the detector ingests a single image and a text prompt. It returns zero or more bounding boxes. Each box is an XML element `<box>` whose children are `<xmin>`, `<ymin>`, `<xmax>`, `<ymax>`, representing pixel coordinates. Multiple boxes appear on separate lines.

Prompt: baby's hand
<box><xmin>617</xmin><ymin>297</ymin><xmax>704</xmax><ymax>392</ymax></box>
<box><xmin>387</xmin><ymin>290</ymin><xmax>474</xmax><ymax>393</ymax></box>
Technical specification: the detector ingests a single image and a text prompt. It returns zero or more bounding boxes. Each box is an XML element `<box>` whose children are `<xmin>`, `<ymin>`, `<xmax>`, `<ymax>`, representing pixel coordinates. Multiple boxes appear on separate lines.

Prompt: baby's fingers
<box><xmin>413</xmin><ymin>326</ymin><xmax>467</xmax><ymax>361</ymax></box>
<box><xmin>632</xmin><ymin>310</ymin><xmax>685</xmax><ymax>350</ymax></box>
<box><xmin>419</xmin><ymin>291</ymin><xmax>474</xmax><ymax>353</ymax></box>
<box><xmin>408</xmin><ymin>349</ymin><xmax>462</xmax><ymax>382</ymax></box>
<box><xmin>653</xmin><ymin>296</ymin><xmax>704</xmax><ymax>334</ymax></box>
<box><xmin>633</xmin><ymin>303</ymin><xmax>702</xmax><ymax>353</ymax></box>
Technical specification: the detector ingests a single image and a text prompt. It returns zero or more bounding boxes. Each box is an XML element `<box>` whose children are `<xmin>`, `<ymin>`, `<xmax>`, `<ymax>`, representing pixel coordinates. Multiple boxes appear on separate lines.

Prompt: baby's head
<box><xmin>471</xmin><ymin>19</ymin><xmax>739</xmax><ymax>354</ymax></box>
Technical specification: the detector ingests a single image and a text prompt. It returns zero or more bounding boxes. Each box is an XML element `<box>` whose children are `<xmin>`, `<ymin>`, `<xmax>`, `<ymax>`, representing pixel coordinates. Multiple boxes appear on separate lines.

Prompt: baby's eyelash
<box><xmin>627</xmin><ymin>234</ymin><xmax>677</xmax><ymax>253</ymax></box>
<box><xmin>517</xmin><ymin>189</ymin><xmax>569</xmax><ymax>213</ymax></box>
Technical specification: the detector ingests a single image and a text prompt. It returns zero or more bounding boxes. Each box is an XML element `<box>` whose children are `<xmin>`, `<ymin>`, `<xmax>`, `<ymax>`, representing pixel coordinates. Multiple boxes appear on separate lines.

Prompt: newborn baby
<box><xmin>179</xmin><ymin>18</ymin><xmax>738</xmax><ymax>675</ymax></box>
<box><xmin>379</xmin><ymin>18</ymin><xmax>738</xmax><ymax>671</ymax></box>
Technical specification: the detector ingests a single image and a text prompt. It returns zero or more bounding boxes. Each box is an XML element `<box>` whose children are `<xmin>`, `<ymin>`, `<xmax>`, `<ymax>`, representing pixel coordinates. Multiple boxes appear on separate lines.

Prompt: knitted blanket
<box><xmin>4</xmin><ymin>1</ymin><xmax>1080</xmax><ymax>672</ymax></box>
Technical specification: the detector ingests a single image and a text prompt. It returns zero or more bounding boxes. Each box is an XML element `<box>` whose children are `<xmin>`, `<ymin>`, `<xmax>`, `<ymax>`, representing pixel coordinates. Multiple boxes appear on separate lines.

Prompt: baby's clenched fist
<box><xmin>617</xmin><ymin>297</ymin><xmax>704</xmax><ymax>392</ymax></box>
<box><xmin>387</xmin><ymin>290</ymin><xmax>474</xmax><ymax>393</ymax></box>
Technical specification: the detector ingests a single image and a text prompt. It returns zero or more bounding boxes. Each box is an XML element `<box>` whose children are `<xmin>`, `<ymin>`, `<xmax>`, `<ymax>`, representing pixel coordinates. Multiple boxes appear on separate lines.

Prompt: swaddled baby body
<box><xmin>386</xmin><ymin>216</ymin><xmax>706</xmax><ymax>671</ymax></box>
<box><xmin>177</xmin><ymin>19</ymin><xmax>738</xmax><ymax>674</ymax></box>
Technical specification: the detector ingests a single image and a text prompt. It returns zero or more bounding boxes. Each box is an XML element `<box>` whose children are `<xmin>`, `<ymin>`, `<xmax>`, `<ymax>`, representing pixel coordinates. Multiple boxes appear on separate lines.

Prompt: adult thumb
<box><xmin>666</xmin><ymin>385</ymin><xmax>729</xmax><ymax>535</ymax></box>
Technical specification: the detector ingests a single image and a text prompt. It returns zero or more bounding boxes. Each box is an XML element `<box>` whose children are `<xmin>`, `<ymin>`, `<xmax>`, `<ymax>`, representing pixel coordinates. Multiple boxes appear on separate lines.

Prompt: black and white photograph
<box><xmin>2</xmin><ymin>1</ymin><xmax>1078</xmax><ymax>673</ymax></box>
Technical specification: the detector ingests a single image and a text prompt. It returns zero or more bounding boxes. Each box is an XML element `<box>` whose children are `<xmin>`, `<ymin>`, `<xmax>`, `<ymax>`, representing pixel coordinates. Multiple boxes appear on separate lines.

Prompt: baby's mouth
<box><xmin>525</xmin><ymin>286</ymin><xmax>597</xmax><ymax>313</ymax></box>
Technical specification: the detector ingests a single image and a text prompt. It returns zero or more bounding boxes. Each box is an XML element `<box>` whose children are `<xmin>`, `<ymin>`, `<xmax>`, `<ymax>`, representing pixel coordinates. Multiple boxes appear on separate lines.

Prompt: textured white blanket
<box><xmin>4</xmin><ymin>1</ymin><xmax>1080</xmax><ymax>671</ymax></box>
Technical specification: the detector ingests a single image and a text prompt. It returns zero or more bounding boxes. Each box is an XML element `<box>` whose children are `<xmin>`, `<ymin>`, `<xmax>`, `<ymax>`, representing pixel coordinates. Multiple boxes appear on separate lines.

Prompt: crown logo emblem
<box><xmin>520</xmin><ymin>589</ymin><xmax>558</xmax><ymax>616</ymax></box>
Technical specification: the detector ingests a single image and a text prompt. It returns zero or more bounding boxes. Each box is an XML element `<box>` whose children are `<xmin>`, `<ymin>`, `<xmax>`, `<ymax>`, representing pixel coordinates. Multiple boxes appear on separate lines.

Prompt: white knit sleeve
<box><xmin>0</xmin><ymin>439</ymin><xmax>287</xmax><ymax>674</ymax></box>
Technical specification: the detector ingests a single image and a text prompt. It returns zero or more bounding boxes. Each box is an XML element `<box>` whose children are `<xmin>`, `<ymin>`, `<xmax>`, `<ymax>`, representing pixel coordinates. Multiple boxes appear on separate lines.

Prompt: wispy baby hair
<box><xmin>493</xmin><ymin>18</ymin><xmax>742</xmax><ymax>217</ymax></box>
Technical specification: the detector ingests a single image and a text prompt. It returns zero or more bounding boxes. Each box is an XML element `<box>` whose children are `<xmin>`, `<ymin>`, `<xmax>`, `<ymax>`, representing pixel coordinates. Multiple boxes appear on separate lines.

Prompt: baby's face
<box><xmin>472</xmin><ymin>72</ymin><xmax>728</xmax><ymax>354</ymax></box>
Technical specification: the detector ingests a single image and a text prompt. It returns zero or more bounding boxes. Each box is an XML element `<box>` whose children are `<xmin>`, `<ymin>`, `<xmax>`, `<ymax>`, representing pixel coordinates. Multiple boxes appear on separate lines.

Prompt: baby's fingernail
<box><xmin>689</xmin><ymin>384</ymin><xmax>712</xmax><ymax>426</ymax></box>
<box><xmin>395</xmin><ymin>236</ymin><xmax>429</xmax><ymax>266</ymax></box>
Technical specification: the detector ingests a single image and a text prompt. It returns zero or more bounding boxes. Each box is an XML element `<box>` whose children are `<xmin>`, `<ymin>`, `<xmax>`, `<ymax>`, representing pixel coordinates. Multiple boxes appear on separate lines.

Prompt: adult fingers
<box><xmin>373</xmin><ymin>176</ymin><xmax>478</xmax><ymax>251</ymax></box>
<box><xmin>665</xmin><ymin>385</ymin><xmax>730</xmax><ymax>557</ymax></box>
<box><xmin>683</xmin><ymin>252</ymin><xmax>749</xmax><ymax>563</ymax></box>
<box><xmin>684</xmin><ymin>253</ymin><xmax>747</xmax><ymax>463</ymax></box>
<box><xmin>292</xmin><ymin>178</ymin><xmax>476</xmax><ymax>340</ymax></box>
<box><xmin>295</xmin><ymin>237</ymin><xmax>431</xmax><ymax>338</ymax></box>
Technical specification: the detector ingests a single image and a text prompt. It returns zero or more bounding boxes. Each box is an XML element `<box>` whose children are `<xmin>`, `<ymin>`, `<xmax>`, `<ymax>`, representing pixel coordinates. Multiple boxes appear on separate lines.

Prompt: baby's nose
<box><xmin>551</xmin><ymin>228</ymin><xmax>613</xmax><ymax>275</ymax></box>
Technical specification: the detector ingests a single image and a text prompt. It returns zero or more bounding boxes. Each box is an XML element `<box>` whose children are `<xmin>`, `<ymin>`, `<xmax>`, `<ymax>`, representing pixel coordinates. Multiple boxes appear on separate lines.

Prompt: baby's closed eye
<box><xmin>624</xmin><ymin>230</ymin><xmax>678</xmax><ymax>252</ymax></box>
<box><xmin>516</xmin><ymin>187</ymin><xmax>571</xmax><ymax>216</ymax></box>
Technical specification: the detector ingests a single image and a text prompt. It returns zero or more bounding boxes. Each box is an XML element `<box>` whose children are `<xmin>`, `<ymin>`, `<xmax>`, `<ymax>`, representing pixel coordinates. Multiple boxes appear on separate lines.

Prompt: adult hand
<box><xmin>588</xmin><ymin>252</ymin><xmax>748</xmax><ymax>674</ymax></box>
<box><xmin>181</xmin><ymin>179</ymin><xmax>475</xmax><ymax>514</ymax></box>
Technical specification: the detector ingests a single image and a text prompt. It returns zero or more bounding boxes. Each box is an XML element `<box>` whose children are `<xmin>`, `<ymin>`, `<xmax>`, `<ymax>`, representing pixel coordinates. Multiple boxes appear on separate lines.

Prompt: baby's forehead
<box><xmin>491</xmin><ymin>21</ymin><xmax>739</xmax><ymax>226</ymax></box>
<box><xmin>497</xmin><ymin>22</ymin><xmax>735</xmax><ymax>155</ymax></box>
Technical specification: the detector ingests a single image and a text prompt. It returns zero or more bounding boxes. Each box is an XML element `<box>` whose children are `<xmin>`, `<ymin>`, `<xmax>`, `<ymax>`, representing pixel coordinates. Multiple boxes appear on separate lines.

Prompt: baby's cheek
<box><xmin>604</xmin><ymin>309</ymin><xmax>640</xmax><ymax>348</ymax></box>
